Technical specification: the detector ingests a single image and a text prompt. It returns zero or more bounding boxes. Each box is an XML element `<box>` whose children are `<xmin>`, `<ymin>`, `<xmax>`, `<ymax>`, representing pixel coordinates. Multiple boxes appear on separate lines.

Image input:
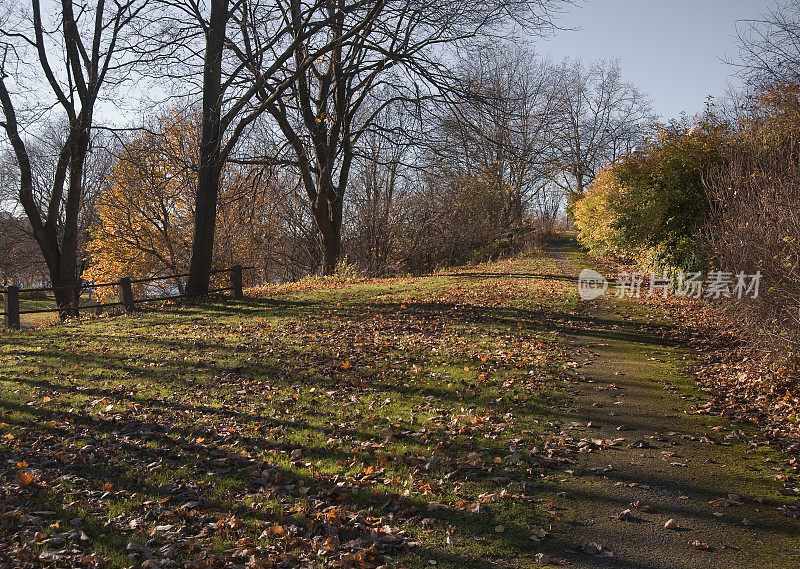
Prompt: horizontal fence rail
<box><xmin>1</xmin><ymin>265</ymin><xmax>253</xmax><ymax>330</ymax></box>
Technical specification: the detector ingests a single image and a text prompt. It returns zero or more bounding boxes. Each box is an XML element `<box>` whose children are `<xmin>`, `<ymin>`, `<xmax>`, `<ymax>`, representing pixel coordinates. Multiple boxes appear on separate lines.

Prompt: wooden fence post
<box><xmin>3</xmin><ymin>286</ymin><xmax>20</xmax><ymax>330</ymax></box>
<box><xmin>118</xmin><ymin>277</ymin><xmax>135</xmax><ymax>313</ymax></box>
<box><xmin>231</xmin><ymin>265</ymin><xmax>243</xmax><ymax>299</ymax></box>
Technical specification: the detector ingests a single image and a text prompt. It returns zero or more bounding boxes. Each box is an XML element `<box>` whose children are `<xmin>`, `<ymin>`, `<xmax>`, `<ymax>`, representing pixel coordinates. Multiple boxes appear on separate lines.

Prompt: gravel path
<box><xmin>540</xmin><ymin>237</ymin><xmax>800</xmax><ymax>568</ymax></box>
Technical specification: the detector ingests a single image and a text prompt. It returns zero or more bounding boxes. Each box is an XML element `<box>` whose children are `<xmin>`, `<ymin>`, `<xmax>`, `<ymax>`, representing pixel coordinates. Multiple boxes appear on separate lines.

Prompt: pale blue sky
<box><xmin>536</xmin><ymin>0</ymin><xmax>776</xmax><ymax>121</ymax></box>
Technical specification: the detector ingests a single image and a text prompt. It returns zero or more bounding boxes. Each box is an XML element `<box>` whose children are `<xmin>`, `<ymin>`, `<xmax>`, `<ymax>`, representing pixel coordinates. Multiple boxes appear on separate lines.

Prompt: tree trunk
<box><xmin>55</xmin><ymin>121</ymin><xmax>90</xmax><ymax>318</ymax></box>
<box><xmin>320</xmin><ymin>225</ymin><xmax>341</xmax><ymax>276</ymax></box>
<box><xmin>32</xmin><ymin>227</ymin><xmax>80</xmax><ymax>319</ymax></box>
<box><xmin>51</xmin><ymin>274</ymin><xmax>80</xmax><ymax>318</ymax></box>
<box><xmin>312</xmin><ymin>184</ymin><xmax>343</xmax><ymax>276</ymax></box>
<box><xmin>186</xmin><ymin>0</ymin><xmax>227</xmax><ymax>297</ymax></box>
<box><xmin>187</xmin><ymin>166</ymin><xmax>221</xmax><ymax>295</ymax></box>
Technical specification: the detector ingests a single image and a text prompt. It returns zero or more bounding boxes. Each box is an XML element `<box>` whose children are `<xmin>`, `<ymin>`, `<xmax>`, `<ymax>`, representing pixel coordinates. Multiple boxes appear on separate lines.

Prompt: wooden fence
<box><xmin>1</xmin><ymin>265</ymin><xmax>252</xmax><ymax>330</ymax></box>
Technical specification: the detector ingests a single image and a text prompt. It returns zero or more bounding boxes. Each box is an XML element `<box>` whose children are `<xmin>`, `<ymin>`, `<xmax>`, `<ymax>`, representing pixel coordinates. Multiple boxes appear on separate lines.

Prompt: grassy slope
<box><xmin>1</xmin><ymin>248</ymin><xmax>799</xmax><ymax>568</ymax></box>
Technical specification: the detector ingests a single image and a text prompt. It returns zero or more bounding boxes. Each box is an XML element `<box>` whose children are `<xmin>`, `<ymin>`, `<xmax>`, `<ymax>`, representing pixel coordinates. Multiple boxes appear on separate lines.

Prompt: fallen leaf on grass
<box><xmin>581</xmin><ymin>542</ymin><xmax>604</xmax><ymax>555</ymax></box>
<box><xmin>445</xmin><ymin>525</ymin><xmax>457</xmax><ymax>546</ymax></box>
<box><xmin>617</xmin><ymin>509</ymin><xmax>635</xmax><ymax>521</ymax></box>
<box><xmin>531</xmin><ymin>528</ymin><xmax>548</xmax><ymax>539</ymax></box>
<box><xmin>664</xmin><ymin>519</ymin><xmax>680</xmax><ymax>530</ymax></box>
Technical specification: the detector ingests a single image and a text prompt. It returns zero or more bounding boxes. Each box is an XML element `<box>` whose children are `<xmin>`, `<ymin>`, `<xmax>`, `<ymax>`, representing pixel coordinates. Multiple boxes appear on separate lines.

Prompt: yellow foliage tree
<box><xmin>571</xmin><ymin>165</ymin><xmax>627</xmax><ymax>260</ymax></box>
<box><xmin>86</xmin><ymin>110</ymin><xmax>273</xmax><ymax>297</ymax></box>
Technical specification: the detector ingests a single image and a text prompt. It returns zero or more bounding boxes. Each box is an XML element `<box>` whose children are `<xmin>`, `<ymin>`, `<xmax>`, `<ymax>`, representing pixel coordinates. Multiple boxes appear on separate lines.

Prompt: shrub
<box><xmin>705</xmin><ymin>84</ymin><xmax>800</xmax><ymax>363</ymax></box>
<box><xmin>573</xmin><ymin>122</ymin><xmax>726</xmax><ymax>272</ymax></box>
<box><xmin>572</xmin><ymin>166</ymin><xmax>629</xmax><ymax>260</ymax></box>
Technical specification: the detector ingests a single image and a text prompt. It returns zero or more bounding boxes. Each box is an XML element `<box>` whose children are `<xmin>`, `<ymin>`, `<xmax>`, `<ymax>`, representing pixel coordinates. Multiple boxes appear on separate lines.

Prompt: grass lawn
<box><xmin>12</xmin><ymin>291</ymin><xmax>115</xmax><ymax>329</ymax></box>
<box><xmin>4</xmin><ymin>247</ymin><xmax>800</xmax><ymax>569</ymax></box>
<box><xmin>1</xmin><ymin>254</ymin><xmax>583</xmax><ymax>568</ymax></box>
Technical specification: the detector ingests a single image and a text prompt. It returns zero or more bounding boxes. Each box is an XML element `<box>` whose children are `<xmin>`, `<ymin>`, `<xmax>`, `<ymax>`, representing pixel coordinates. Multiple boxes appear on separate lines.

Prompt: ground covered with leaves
<box><xmin>2</xmin><ymin>248</ymin><xmax>800</xmax><ymax>569</ymax></box>
<box><xmin>647</xmin><ymin>294</ymin><xmax>800</xmax><ymax>463</ymax></box>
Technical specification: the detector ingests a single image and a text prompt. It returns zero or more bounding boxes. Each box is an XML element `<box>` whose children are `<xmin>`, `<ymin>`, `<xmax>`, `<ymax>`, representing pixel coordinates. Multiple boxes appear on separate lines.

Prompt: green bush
<box><xmin>573</xmin><ymin>122</ymin><xmax>726</xmax><ymax>272</ymax></box>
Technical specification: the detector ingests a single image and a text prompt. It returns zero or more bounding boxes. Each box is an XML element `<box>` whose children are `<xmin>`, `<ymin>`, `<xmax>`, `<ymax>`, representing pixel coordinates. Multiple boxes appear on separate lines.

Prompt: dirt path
<box><xmin>542</xmin><ymin>237</ymin><xmax>800</xmax><ymax>568</ymax></box>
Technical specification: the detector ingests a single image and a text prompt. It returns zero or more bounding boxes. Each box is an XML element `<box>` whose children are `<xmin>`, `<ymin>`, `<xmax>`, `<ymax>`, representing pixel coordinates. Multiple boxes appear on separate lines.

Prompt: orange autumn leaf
<box><xmin>17</xmin><ymin>472</ymin><xmax>36</xmax><ymax>486</ymax></box>
<box><xmin>270</xmin><ymin>525</ymin><xmax>285</xmax><ymax>536</ymax></box>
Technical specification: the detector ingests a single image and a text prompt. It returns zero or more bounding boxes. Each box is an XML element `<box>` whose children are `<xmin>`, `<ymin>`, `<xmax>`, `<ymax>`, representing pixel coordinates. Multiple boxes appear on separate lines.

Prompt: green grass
<box><xmin>0</xmin><ymin>254</ymin><xmax>582</xmax><ymax>568</ymax></box>
<box><xmin>2</xmin><ymin>248</ymin><xmax>799</xmax><ymax>568</ymax></box>
<box><xmin>8</xmin><ymin>290</ymin><xmax>118</xmax><ymax>328</ymax></box>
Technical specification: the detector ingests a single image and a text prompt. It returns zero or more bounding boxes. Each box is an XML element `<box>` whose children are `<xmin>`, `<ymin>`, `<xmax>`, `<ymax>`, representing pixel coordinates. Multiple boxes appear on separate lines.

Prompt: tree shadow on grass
<box><xmin>1</xmin><ymin>284</ymin><xmax>791</xmax><ymax>568</ymax></box>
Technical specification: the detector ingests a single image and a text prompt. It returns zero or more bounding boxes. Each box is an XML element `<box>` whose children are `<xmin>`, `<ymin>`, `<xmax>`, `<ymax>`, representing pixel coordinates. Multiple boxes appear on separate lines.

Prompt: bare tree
<box><xmin>732</xmin><ymin>0</ymin><xmax>800</xmax><ymax>87</ymax></box>
<box><xmin>251</xmin><ymin>0</ymin><xmax>565</xmax><ymax>275</ymax></box>
<box><xmin>343</xmin><ymin>105</ymin><xmax>413</xmax><ymax>276</ymax></box>
<box><xmin>0</xmin><ymin>124</ymin><xmax>111</xmax><ymax>284</ymax></box>
<box><xmin>0</xmin><ymin>213</ymin><xmax>47</xmax><ymax>286</ymax></box>
<box><xmin>430</xmin><ymin>47</ymin><xmax>563</xmax><ymax>229</ymax></box>
<box><xmin>140</xmin><ymin>0</ymin><xmax>382</xmax><ymax>293</ymax></box>
<box><xmin>0</xmin><ymin>0</ymin><xmax>144</xmax><ymax>316</ymax></box>
<box><xmin>552</xmin><ymin>58</ymin><xmax>655</xmax><ymax>198</ymax></box>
